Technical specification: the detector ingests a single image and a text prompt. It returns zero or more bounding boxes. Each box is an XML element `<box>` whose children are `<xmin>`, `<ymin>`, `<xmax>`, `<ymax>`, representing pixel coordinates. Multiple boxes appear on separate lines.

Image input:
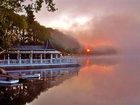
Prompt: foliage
<box><xmin>0</xmin><ymin>0</ymin><xmax>56</xmax><ymax>49</ymax></box>
<box><xmin>0</xmin><ymin>0</ymin><xmax>57</xmax><ymax>23</ymax></box>
<box><xmin>50</xmin><ymin>29</ymin><xmax>81</xmax><ymax>54</ymax></box>
<box><xmin>21</xmin><ymin>21</ymin><xmax>51</xmax><ymax>45</ymax></box>
<box><xmin>0</xmin><ymin>0</ymin><xmax>56</xmax><ymax>12</ymax></box>
<box><xmin>30</xmin><ymin>22</ymin><xmax>51</xmax><ymax>42</ymax></box>
<box><xmin>0</xmin><ymin>9</ymin><xmax>28</xmax><ymax>48</ymax></box>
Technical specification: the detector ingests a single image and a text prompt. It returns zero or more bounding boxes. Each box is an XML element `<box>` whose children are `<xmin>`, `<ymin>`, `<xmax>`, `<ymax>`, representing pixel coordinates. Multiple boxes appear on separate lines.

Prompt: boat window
<box><xmin>45</xmin><ymin>54</ymin><xmax>51</xmax><ymax>59</ymax></box>
<box><xmin>33</xmin><ymin>54</ymin><xmax>40</xmax><ymax>59</ymax></box>
<box><xmin>10</xmin><ymin>54</ymin><xmax>18</xmax><ymax>59</ymax></box>
<box><xmin>21</xmin><ymin>54</ymin><xmax>30</xmax><ymax>59</ymax></box>
<box><xmin>58</xmin><ymin>54</ymin><xmax>61</xmax><ymax>58</ymax></box>
<box><xmin>53</xmin><ymin>54</ymin><xmax>56</xmax><ymax>58</ymax></box>
<box><xmin>0</xmin><ymin>53</ymin><xmax>4</xmax><ymax>59</ymax></box>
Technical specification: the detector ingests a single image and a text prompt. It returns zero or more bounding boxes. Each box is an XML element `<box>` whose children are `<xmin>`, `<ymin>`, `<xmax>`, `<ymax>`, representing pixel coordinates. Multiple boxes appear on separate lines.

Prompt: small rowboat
<box><xmin>0</xmin><ymin>79</ymin><xmax>19</xmax><ymax>84</ymax></box>
<box><xmin>21</xmin><ymin>73</ymin><xmax>41</xmax><ymax>79</ymax></box>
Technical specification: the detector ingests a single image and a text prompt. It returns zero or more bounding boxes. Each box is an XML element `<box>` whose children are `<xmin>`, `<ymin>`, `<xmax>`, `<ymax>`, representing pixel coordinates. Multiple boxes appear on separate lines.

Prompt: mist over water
<box><xmin>19</xmin><ymin>0</ymin><xmax>140</xmax><ymax>105</ymax></box>
<box><xmin>1</xmin><ymin>0</ymin><xmax>140</xmax><ymax>105</ymax></box>
<box><xmin>66</xmin><ymin>14</ymin><xmax>140</xmax><ymax>55</ymax></box>
<box><xmin>21</xmin><ymin>0</ymin><xmax>140</xmax><ymax>104</ymax></box>
<box><xmin>29</xmin><ymin>56</ymin><xmax>140</xmax><ymax>105</ymax></box>
<box><xmin>35</xmin><ymin>0</ymin><xmax>140</xmax><ymax>55</ymax></box>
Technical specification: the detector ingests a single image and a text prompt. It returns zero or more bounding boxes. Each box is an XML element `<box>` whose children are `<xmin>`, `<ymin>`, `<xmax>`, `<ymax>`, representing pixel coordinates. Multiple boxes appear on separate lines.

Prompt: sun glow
<box><xmin>86</xmin><ymin>48</ymin><xmax>91</xmax><ymax>53</ymax></box>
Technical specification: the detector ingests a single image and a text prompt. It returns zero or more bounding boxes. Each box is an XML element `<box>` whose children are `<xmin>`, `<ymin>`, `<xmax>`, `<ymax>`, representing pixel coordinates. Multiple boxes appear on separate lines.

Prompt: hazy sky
<box><xmin>35</xmin><ymin>0</ymin><xmax>140</xmax><ymax>54</ymax></box>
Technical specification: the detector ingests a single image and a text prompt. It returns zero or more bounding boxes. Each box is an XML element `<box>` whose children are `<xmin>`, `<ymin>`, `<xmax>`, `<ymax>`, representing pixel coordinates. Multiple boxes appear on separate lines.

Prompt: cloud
<box><xmin>68</xmin><ymin>14</ymin><xmax>140</xmax><ymax>54</ymax></box>
<box><xmin>35</xmin><ymin>0</ymin><xmax>140</xmax><ymax>54</ymax></box>
<box><xmin>35</xmin><ymin>0</ymin><xmax>140</xmax><ymax>22</ymax></box>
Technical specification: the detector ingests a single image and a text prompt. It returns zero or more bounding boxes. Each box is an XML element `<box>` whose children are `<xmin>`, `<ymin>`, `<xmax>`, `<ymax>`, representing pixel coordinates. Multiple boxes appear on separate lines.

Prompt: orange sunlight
<box><xmin>86</xmin><ymin>48</ymin><xmax>91</xmax><ymax>53</ymax></box>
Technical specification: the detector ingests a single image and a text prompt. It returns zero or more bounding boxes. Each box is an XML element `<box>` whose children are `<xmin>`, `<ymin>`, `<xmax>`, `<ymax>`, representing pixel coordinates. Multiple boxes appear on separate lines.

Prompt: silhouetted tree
<box><xmin>0</xmin><ymin>0</ymin><xmax>57</xmax><ymax>49</ymax></box>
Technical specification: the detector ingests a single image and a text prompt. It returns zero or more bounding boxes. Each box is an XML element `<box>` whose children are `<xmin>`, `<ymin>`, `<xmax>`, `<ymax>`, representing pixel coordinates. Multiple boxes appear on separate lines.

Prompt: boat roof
<box><xmin>9</xmin><ymin>40</ymin><xmax>56</xmax><ymax>51</ymax></box>
<box><xmin>10</xmin><ymin>45</ymin><xmax>55</xmax><ymax>51</ymax></box>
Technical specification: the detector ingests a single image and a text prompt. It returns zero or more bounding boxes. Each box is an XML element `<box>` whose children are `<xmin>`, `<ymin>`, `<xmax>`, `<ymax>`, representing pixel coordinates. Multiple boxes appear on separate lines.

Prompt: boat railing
<box><xmin>52</xmin><ymin>59</ymin><xmax>60</xmax><ymax>63</ymax></box>
<box><xmin>10</xmin><ymin>59</ymin><xmax>19</xmax><ymax>64</ymax></box>
<box><xmin>0</xmin><ymin>58</ymin><xmax>77</xmax><ymax>65</ymax></box>
<box><xmin>0</xmin><ymin>60</ymin><xmax>8</xmax><ymax>64</ymax></box>
<box><xmin>21</xmin><ymin>59</ymin><xmax>30</xmax><ymax>64</ymax></box>
<box><xmin>42</xmin><ymin>59</ymin><xmax>51</xmax><ymax>63</ymax></box>
<box><xmin>32</xmin><ymin>59</ymin><xmax>41</xmax><ymax>64</ymax></box>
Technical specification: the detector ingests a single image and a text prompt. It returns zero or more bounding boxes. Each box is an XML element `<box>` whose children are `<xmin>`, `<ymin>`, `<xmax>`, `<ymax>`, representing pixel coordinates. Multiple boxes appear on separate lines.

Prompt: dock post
<box><xmin>8</xmin><ymin>54</ymin><xmax>10</xmax><ymax>64</ymax></box>
<box><xmin>30</xmin><ymin>53</ymin><xmax>33</xmax><ymax>64</ymax></box>
<box><xmin>19</xmin><ymin>54</ymin><xmax>21</xmax><ymax>64</ymax></box>
<box><xmin>40</xmin><ymin>54</ymin><xmax>42</xmax><ymax>64</ymax></box>
<box><xmin>50</xmin><ymin>54</ymin><xmax>53</xmax><ymax>63</ymax></box>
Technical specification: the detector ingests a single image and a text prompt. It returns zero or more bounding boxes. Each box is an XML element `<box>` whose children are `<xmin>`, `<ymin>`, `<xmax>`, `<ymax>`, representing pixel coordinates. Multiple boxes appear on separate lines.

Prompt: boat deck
<box><xmin>0</xmin><ymin>58</ymin><xmax>79</xmax><ymax>69</ymax></box>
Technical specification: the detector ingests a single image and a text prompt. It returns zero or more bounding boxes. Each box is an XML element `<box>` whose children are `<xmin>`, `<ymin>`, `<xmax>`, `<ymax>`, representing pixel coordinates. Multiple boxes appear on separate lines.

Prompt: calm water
<box><xmin>1</xmin><ymin>56</ymin><xmax>140</xmax><ymax>105</ymax></box>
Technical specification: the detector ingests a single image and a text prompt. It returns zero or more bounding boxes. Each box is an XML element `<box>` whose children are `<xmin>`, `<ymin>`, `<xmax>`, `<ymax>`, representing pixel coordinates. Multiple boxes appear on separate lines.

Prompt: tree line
<box><xmin>0</xmin><ymin>0</ymin><xmax>83</xmax><ymax>54</ymax></box>
<box><xmin>0</xmin><ymin>0</ymin><xmax>56</xmax><ymax>49</ymax></box>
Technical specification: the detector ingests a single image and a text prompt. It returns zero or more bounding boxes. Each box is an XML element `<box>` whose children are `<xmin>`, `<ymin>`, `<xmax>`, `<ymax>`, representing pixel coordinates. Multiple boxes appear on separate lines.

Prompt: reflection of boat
<box><xmin>7</xmin><ymin>67</ymin><xmax>79</xmax><ymax>78</ymax></box>
<box><xmin>21</xmin><ymin>73</ymin><xmax>40</xmax><ymax>79</ymax></box>
<box><xmin>0</xmin><ymin>67</ymin><xmax>79</xmax><ymax>105</ymax></box>
<box><xmin>0</xmin><ymin>79</ymin><xmax>19</xmax><ymax>84</ymax></box>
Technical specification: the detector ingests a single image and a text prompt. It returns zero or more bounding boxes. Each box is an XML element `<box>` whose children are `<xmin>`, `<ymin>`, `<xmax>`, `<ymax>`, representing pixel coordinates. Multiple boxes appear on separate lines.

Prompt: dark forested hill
<box><xmin>49</xmin><ymin>29</ymin><xmax>81</xmax><ymax>53</ymax></box>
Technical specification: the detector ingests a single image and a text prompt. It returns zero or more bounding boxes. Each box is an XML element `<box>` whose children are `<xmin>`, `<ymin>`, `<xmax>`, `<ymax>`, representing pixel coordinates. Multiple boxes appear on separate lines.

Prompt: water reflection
<box><xmin>0</xmin><ymin>67</ymin><xmax>80</xmax><ymax>105</ymax></box>
<box><xmin>79</xmin><ymin>56</ymin><xmax>119</xmax><ymax>67</ymax></box>
<box><xmin>30</xmin><ymin>56</ymin><xmax>140</xmax><ymax>105</ymax></box>
<box><xmin>1</xmin><ymin>56</ymin><xmax>140</xmax><ymax>105</ymax></box>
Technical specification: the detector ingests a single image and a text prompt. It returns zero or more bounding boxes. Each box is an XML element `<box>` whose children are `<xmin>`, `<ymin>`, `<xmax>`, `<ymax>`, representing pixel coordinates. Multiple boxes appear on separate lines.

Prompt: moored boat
<box><xmin>0</xmin><ymin>79</ymin><xmax>19</xmax><ymax>84</ymax></box>
<box><xmin>0</xmin><ymin>41</ymin><xmax>79</xmax><ymax>69</ymax></box>
<box><xmin>21</xmin><ymin>73</ymin><xmax>41</xmax><ymax>79</ymax></box>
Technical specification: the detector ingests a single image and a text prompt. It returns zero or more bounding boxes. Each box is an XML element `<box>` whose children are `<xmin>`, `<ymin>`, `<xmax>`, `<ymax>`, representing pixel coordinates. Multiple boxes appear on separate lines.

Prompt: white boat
<box><xmin>0</xmin><ymin>79</ymin><xmax>19</xmax><ymax>84</ymax></box>
<box><xmin>21</xmin><ymin>73</ymin><xmax>41</xmax><ymax>78</ymax></box>
<box><xmin>0</xmin><ymin>41</ymin><xmax>79</xmax><ymax>69</ymax></box>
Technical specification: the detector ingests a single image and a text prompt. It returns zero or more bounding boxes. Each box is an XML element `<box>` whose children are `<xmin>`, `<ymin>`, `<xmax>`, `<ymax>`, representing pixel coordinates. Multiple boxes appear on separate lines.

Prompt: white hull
<box><xmin>21</xmin><ymin>74</ymin><xmax>40</xmax><ymax>78</ymax></box>
<box><xmin>0</xmin><ymin>80</ymin><xmax>19</xmax><ymax>84</ymax></box>
<box><xmin>0</xmin><ymin>58</ymin><xmax>79</xmax><ymax>68</ymax></box>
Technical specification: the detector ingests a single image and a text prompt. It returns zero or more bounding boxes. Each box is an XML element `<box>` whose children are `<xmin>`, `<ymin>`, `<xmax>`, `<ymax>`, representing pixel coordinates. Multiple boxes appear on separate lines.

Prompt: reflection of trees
<box><xmin>0</xmin><ymin>68</ymin><xmax>79</xmax><ymax>105</ymax></box>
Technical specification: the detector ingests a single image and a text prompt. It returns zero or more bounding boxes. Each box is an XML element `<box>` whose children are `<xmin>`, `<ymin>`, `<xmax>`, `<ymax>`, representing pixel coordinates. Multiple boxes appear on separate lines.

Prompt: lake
<box><xmin>0</xmin><ymin>56</ymin><xmax>140</xmax><ymax>105</ymax></box>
